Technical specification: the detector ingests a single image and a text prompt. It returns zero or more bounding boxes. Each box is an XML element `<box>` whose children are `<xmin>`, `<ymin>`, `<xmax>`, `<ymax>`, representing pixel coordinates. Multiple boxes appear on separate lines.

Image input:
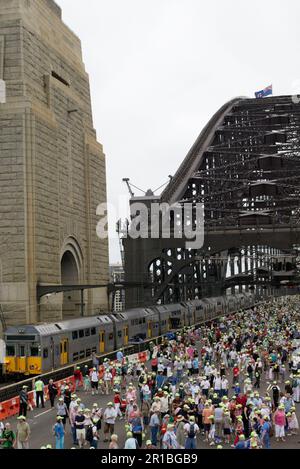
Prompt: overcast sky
<box><xmin>57</xmin><ymin>0</ymin><xmax>300</xmax><ymax>264</ymax></box>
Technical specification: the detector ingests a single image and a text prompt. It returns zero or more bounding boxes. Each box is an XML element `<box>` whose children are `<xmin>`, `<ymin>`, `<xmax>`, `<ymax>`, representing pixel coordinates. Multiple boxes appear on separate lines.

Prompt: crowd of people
<box><xmin>1</xmin><ymin>296</ymin><xmax>300</xmax><ymax>450</ymax></box>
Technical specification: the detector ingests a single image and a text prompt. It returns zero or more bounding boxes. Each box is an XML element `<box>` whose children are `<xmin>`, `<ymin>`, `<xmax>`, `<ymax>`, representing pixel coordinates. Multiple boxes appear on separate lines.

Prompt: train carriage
<box><xmin>4</xmin><ymin>315</ymin><xmax>114</xmax><ymax>375</ymax></box>
<box><xmin>3</xmin><ymin>293</ymin><xmax>260</xmax><ymax>376</ymax></box>
<box><xmin>184</xmin><ymin>300</ymin><xmax>207</xmax><ymax>325</ymax></box>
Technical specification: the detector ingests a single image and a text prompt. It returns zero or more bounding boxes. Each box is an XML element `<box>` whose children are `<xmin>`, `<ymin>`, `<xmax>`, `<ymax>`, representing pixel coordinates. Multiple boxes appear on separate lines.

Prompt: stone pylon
<box><xmin>0</xmin><ymin>0</ymin><xmax>108</xmax><ymax>330</ymax></box>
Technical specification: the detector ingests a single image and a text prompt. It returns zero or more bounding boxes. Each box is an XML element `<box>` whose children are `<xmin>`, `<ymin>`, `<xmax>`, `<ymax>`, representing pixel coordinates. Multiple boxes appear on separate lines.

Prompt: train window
<box><xmin>31</xmin><ymin>347</ymin><xmax>39</xmax><ymax>357</ymax></box>
<box><xmin>79</xmin><ymin>330</ymin><xmax>84</xmax><ymax>338</ymax></box>
<box><xmin>92</xmin><ymin>347</ymin><xmax>97</xmax><ymax>353</ymax></box>
<box><xmin>72</xmin><ymin>331</ymin><xmax>78</xmax><ymax>340</ymax></box>
<box><xmin>85</xmin><ymin>329</ymin><xmax>90</xmax><ymax>337</ymax></box>
<box><xmin>86</xmin><ymin>349</ymin><xmax>91</xmax><ymax>357</ymax></box>
<box><xmin>91</xmin><ymin>328</ymin><xmax>96</xmax><ymax>336</ymax></box>
<box><xmin>55</xmin><ymin>345</ymin><xmax>60</xmax><ymax>356</ymax></box>
<box><xmin>109</xmin><ymin>333</ymin><xmax>114</xmax><ymax>341</ymax></box>
<box><xmin>73</xmin><ymin>353</ymin><xmax>79</xmax><ymax>361</ymax></box>
<box><xmin>19</xmin><ymin>346</ymin><xmax>25</xmax><ymax>356</ymax></box>
<box><xmin>79</xmin><ymin>351</ymin><xmax>85</xmax><ymax>359</ymax></box>
<box><xmin>6</xmin><ymin>346</ymin><xmax>15</xmax><ymax>356</ymax></box>
<box><xmin>43</xmin><ymin>348</ymin><xmax>48</xmax><ymax>359</ymax></box>
<box><xmin>64</xmin><ymin>342</ymin><xmax>67</xmax><ymax>353</ymax></box>
<box><xmin>6</xmin><ymin>335</ymin><xmax>35</xmax><ymax>341</ymax></box>
<box><xmin>131</xmin><ymin>320</ymin><xmax>134</xmax><ymax>326</ymax></box>
<box><xmin>118</xmin><ymin>331</ymin><xmax>122</xmax><ymax>338</ymax></box>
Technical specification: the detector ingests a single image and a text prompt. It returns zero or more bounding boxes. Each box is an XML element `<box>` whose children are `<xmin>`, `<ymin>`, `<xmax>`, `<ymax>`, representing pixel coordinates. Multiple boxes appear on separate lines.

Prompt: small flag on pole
<box><xmin>255</xmin><ymin>85</ymin><xmax>273</xmax><ymax>99</ymax></box>
<box><xmin>0</xmin><ymin>79</ymin><xmax>6</xmax><ymax>103</ymax></box>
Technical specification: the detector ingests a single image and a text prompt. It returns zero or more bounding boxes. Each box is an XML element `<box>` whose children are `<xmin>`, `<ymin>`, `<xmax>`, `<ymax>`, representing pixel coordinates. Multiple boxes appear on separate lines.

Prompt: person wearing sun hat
<box><xmin>19</xmin><ymin>385</ymin><xmax>29</xmax><ymax>417</ymax></box>
<box><xmin>207</xmin><ymin>415</ymin><xmax>215</xmax><ymax>446</ymax></box>
<box><xmin>174</xmin><ymin>415</ymin><xmax>186</xmax><ymax>449</ymax></box>
<box><xmin>74</xmin><ymin>408</ymin><xmax>86</xmax><ymax>448</ymax></box>
<box><xmin>183</xmin><ymin>416</ymin><xmax>199</xmax><ymax>449</ymax></box>
<box><xmin>260</xmin><ymin>414</ymin><xmax>271</xmax><ymax>449</ymax></box>
<box><xmin>234</xmin><ymin>434</ymin><xmax>249</xmax><ymax>449</ymax></box>
<box><xmin>145</xmin><ymin>439</ymin><xmax>156</xmax><ymax>449</ymax></box>
<box><xmin>16</xmin><ymin>415</ymin><xmax>30</xmax><ymax>449</ymax></box>
<box><xmin>124</xmin><ymin>431</ymin><xmax>138</xmax><ymax>449</ymax></box>
<box><xmin>103</xmin><ymin>402</ymin><xmax>117</xmax><ymax>443</ymax></box>
<box><xmin>52</xmin><ymin>416</ymin><xmax>65</xmax><ymax>449</ymax></box>
<box><xmin>287</xmin><ymin>407</ymin><xmax>299</xmax><ymax>435</ymax></box>
<box><xmin>273</xmin><ymin>403</ymin><xmax>286</xmax><ymax>442</ymax></box>
<box><xmin>56</xmin><ymin>396</ymin><xmax>69</xmax><ymax>427</ymax></box>
<box><xmin>162</xmin><ymin>423</ymin><xmax>180</xmax><ymax>449</ymax></box>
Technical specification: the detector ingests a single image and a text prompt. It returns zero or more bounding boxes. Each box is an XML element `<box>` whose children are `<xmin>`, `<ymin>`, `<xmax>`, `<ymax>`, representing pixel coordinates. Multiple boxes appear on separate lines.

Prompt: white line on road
<box><xmin>34</xmin><ymin>409</ymin><xmax>53</xmax><ymax>418</ymax></box>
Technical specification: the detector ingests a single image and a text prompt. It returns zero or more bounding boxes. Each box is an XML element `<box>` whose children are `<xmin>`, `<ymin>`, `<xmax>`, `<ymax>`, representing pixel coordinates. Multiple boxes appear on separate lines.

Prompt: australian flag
<box><xmin>255</xmin><ymin>85</ymin><xmax>273</xmax><ymax>99</ymax></box>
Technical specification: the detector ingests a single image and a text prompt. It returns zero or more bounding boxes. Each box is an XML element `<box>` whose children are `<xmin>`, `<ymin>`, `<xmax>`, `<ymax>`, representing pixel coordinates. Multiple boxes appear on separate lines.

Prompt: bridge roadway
<box><xmin>3</xmin><ymin>358</ymin><xmax>300</xmax><ymax>450</ymax></box>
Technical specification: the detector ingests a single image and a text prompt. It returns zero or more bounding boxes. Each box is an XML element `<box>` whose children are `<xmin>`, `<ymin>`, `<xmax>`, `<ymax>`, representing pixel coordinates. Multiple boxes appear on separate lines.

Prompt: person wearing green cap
<box><xmin>260</xmin><ymin>415</ymin><xmax>271</xmax><ymax>449</ymax></box>
<box><xmin>234</xmin><ymin>434</ymin><xmax>250</xmax><ymax>449</ymax></box>
<box><xmin>124</xmin><ymin>431</ymin><xmax>138</xmax><ymax>449</ymax></box>
<box><xmin>273</xmin><ymin>405</ymin><xmax>286</xmax><ymax>442</ymax></box>
<box><xmin>16</xmin><ymin>416</ymin><xmax>30</xmax><ymax>449</ymax></box>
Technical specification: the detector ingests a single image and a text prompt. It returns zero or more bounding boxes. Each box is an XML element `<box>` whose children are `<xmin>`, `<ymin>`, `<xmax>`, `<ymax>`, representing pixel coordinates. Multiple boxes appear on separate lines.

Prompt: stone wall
<box><xmin>0</xmin><ymin>0</ymin><xmax>108</xmax><ymax>330</ymax></box>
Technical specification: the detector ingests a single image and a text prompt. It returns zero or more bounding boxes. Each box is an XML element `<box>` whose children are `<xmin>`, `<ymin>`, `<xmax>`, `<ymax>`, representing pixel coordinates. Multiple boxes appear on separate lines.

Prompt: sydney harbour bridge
<box><xmin>123</xmin><ymin>95</ymin><xmax>300</xmax><ymax>308</ymax></box>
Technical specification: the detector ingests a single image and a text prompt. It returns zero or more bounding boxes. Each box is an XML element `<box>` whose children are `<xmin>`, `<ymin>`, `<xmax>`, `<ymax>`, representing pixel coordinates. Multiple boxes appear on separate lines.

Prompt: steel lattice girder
<box><xmin>124</xmin><ymin>95</ymin><xmax>300</xmax><ymax>308</ymax></box>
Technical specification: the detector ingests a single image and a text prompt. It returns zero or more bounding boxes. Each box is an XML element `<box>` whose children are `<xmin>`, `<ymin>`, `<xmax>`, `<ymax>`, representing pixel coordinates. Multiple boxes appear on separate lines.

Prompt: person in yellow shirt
<box><xmin>35</xmin><ymin>378</ymin><xmax>45</xmax><ymax>408</ymax></box>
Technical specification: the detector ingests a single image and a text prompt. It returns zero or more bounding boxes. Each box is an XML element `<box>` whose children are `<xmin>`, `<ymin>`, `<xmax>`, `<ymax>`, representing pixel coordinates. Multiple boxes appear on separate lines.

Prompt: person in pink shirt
<box><xmin>273</xmin><ymin>404</ymin><xmax>286</xmax><ymax>442</ymax></box>
<box><xmin>187</xmin><ymin>346</ymin><xmax>194</xmax><ymax>359</ymax></box>
<box><xmin>126</xmin><ymin>386</ymin><xmax>137</xmax><ymax>403</ymax></box>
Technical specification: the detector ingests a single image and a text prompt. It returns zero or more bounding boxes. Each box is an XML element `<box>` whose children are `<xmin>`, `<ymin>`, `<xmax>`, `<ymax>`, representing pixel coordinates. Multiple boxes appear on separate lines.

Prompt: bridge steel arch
<box><xmin>124</xmin><ymin>95</ymin><xmax>300</xmax><ymax>307</ymax></box>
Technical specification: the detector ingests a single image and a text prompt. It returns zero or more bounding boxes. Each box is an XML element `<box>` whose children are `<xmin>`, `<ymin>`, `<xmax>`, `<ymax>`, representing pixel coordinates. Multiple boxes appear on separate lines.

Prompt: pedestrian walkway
<box><xmin>1</xmin><ymin>296</ymin><xmax>300</xmax><ymax>450</ymax></box>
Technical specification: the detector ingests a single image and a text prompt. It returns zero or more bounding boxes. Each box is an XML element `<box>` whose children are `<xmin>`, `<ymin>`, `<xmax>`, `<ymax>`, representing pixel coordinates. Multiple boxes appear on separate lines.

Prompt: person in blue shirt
<box><xmin>235</xmin><ymin>434</ymin><xmax>250</xmax><ymax>449</ymax></box>
<box><xmin>192</xmin><ymin>357</ymin><xmax>199</xmax><ymax>374</ymax></box>
<box><xmin>156</xmin><ymin>371</ymin><xmax>165</xmax><ymax>390</ymax></box>
<box><xmin>234</xmin><ymin>382</ymin><xmax>241</xmax><ymax>395</ymax></box>
<box><xmin>53</xmin><ymin>416</ymin><xmax>65</xmax><ymax>449</ymax></box>
<box><xmin>260</xmin><ymin>416</ymin><xmax>271</xmax><ymax>449</ymax></box>
<box><xmin>116</xmin><ymin>350</ymin><xmax>124</xmax><ymax>362</ymax></box>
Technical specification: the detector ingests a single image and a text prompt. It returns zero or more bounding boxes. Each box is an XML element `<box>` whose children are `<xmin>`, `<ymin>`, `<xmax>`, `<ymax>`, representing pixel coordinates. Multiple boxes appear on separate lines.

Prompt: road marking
<box><xmin>34</xmin><ymin>409</ymin><xmax>52</xmax><ymax>418</ymax></box>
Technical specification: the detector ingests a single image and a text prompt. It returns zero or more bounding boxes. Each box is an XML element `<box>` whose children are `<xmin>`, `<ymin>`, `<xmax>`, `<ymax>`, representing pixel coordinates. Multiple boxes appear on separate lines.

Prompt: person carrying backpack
<box><xmin>184</xmin><ymin>416</ymin><xmax>199</xmax><ymax>449</ymax></box>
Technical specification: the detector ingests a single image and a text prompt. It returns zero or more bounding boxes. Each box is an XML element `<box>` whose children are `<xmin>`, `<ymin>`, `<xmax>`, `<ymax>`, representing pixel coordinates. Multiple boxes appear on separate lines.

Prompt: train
<box><xmin>3</xmin><ymin>292</ymin><xmax>258</xmax><ymax>376</ymax></box>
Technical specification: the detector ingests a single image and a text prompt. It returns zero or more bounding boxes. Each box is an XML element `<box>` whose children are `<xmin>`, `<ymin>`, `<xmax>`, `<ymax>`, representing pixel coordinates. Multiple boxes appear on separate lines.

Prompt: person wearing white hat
<box><xmin>56</xmin><ymin>397</ymin><xmax>69</xmax><ymax>427</ymax></box>
<box><xmin>91</xmin><ymin>368</ymin><xmax>100</xmax><ymax>396</ymax></box>
<box><xmin>16</xmin><ymin>416</ymin><xmax>30</xmax><ymax>449</ymax></box>
<box><xmin>103</xmin><ymin>402</ymin><xmax>117</xmax><ymax>443</ymax></box>
<box><xmin>52</xmin><ymin>416</ymin><xmax>65</xmax><ymax>450</ymax></box>
<box><xmin>75</xmin><ymin>408</ymin><xmax>86</xmax><ymax>448</ymax></box>
<box><xmin>103</xmin><ymin>368</ymin><xmax>113</xmax><ymax>396</ymax></box>
<box><xmin>19</xmin><ymin>386</ymin><xmax>29</xmax><ymax>417</ymax></box>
